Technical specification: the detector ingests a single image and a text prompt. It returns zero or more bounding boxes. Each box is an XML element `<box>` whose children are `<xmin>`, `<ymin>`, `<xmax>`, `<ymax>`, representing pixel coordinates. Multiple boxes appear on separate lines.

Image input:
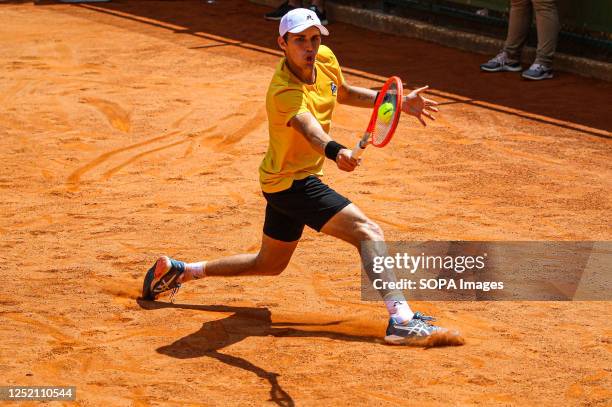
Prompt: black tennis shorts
<box><xmin>262</xmin><ymin>176</ymin><xmax>351</xmax><ymax>242</ymax></box>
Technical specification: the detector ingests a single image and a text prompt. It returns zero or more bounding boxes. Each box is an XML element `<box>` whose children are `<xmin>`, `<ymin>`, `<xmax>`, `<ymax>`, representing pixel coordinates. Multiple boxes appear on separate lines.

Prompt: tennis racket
<box><xmin>351</xmin><ymin>76</ymin><xmax>403</xmax><ymax>159</ymax></box>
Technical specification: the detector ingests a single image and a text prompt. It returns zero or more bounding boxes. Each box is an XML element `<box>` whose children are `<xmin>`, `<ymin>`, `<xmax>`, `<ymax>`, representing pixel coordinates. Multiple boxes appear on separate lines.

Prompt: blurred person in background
<box><xmin>480</xmin><ymin>0</ymin><xmax>559</xmax><ymax>80</ymax></box>
<box><xmin>265</xmin><ymin>1</ymin><xmax>327</xmax><ymax>25</ymax></box>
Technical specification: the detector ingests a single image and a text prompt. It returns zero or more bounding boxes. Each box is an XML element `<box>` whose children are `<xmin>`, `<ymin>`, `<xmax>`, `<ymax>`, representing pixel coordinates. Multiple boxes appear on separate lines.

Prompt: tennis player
<box><xmin>143</xmin><ymin>8</ymin><xmax>459</xmax><ymax>345</ymax></box>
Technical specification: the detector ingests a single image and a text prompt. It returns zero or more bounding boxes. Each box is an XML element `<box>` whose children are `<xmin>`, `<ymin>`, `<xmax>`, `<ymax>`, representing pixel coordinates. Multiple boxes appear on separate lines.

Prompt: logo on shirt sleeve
<box><xmin>330</xmin><ymin>82</ymin><xmax>337</xmax><ymax>96</ymax></box>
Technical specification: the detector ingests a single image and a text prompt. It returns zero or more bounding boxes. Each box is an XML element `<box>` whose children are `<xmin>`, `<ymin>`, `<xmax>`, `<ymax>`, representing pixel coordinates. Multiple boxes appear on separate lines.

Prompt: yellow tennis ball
<box><xmin>378</xmin><ymin>102</ymin><xmax>394</xmax><ymax>124</ymax></box>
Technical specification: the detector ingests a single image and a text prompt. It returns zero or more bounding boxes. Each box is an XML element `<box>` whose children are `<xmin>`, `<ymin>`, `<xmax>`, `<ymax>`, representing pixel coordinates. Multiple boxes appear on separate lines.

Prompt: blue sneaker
<box><xmin>264</xmin><ymin>1</ymin><xmax>295</xmax><ymax>21</ymax></box>
<box><xmin>384</xmin><ymin>312</ymin><xmax>463</xmax><ymax>346</ymax></box>
<box><xmin>480</xmin><ymin>52</ymin><xmax>522</xmax><ymax>72</ymax></box>
<box><xmin>141</xmin><ymin>256</ymin><xmax>186</xmax><ymax>301</ymax></box>
<box><xmin>308</xmin><ymin>5</ymin><xmax>328</xmax><ymax>25</ymax></box>
<box><xmin>522</xmin><ymin>63</ymin><xmax>554</xmax><ymax>80</ymax></box>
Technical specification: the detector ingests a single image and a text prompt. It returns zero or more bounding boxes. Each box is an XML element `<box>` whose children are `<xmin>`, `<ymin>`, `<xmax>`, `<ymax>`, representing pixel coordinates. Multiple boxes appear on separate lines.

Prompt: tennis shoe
<box><xmin>308</xmin><ymin>5</ymin><xmax>328</xmax><ymax>25</ymax></box>
<box><xmin>522</xmin><ymin>63</ymin><xmax>554</xmax><ymax>80</ymax></box>
<box><xmin>480</xmin><ymin>52</ymin><xmax>522</xmax><ymax>72</ymax></box>
<box><xmin>142</xmin><ymin>256</ymin><xmax>186</xmax><ymax>301</ymax></box>
<box><xmin>264</xmin><ymin>1</ymin><xmax>295</xmax><ymax>21</ymax></box>
<box><xmin>384</xmin><ymin>312</ymin><xmax>464</xmax><ymax>347</ymax></box>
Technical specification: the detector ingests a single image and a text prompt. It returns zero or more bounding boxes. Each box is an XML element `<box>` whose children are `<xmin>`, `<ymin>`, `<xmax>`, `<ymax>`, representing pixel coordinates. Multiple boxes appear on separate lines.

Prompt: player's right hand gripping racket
<box><xmin>351</xmin><ymin>76</ymin><xmax>403</xmax><ymax>159</ymax></box>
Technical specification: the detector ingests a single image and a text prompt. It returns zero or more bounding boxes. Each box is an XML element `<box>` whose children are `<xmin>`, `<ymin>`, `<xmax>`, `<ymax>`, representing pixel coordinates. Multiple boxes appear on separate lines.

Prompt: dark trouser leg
<box><xmin>503</xmin><ymin>0</ymin><xmax>533</xmax><ymax>61</ymax></box>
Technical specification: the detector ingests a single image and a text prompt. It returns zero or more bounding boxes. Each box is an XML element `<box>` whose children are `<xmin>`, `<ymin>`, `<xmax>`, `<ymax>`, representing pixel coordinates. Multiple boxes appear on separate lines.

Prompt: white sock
<box><xmin>385</xmin><ymin>300</ymin><xmax>414</xmax><ymax>324</ymax></box>
<box><xmin>185</xmin><ymin>261</ymin><xmax>207</xmax><ymax>280</ymax></box>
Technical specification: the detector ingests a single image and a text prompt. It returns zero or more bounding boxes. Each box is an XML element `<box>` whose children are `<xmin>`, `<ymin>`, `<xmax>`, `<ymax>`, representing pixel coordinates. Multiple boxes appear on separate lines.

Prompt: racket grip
<box><xmin>351</xmin><ymin>140</ymin><xmax>365</xmax><ymax>159</ymax></box>
<box><xmin>351</xmin><ymin>132</ymin><xmax>370</xmax><ymax>159</ymax></box>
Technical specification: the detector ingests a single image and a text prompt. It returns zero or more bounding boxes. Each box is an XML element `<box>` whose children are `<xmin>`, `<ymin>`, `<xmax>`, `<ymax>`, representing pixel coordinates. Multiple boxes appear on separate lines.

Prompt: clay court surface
<box><xmin>1</xmin><ymin>0</ymin><xmax>611</xmax><ymax>405</ymax></box>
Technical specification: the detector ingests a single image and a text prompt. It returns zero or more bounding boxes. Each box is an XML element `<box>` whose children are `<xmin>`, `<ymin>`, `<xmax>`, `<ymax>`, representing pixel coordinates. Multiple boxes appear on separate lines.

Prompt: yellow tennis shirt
<box><xmin>259</xmin><ymin>45</ymin><xmax>344</xmax><ymax>193</ymax></box>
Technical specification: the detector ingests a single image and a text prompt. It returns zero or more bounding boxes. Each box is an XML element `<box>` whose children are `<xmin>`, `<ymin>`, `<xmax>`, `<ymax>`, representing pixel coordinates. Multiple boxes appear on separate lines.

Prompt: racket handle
<box><xmin>351</xmin><ymin>132</ymin><xmax>370</xmax><ymax>159</ymax></box>
<box><xmin>351</xmin><ymin>141</ymin><xmax>365</xmax><ymax>159</ymax></box>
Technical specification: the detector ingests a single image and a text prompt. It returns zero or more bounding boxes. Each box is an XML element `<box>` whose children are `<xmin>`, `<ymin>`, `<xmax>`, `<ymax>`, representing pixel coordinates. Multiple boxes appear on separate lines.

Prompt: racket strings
<box><xmin>372</xmin><ymin>86</ymin><xmax>399</xmax><ymax>146</ymax></box>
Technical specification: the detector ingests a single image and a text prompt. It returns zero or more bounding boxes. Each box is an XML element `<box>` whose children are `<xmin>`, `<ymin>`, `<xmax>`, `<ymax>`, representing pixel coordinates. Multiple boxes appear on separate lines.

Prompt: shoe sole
<box><xmin>522</xmin><ymin>72</ymin><xmax>554</xmax><ymax>80</ymax></box>
<box><xmin>141</xmin><ymin>265</ymin><xmax>157</xmax><ymax>300</ymax></box>
<box><xmin>385</xmin><ymin>330</ymin><xmax>464</xmax><ymax>347</ymax></box>
<box><xmin>385</xmin><ymin>334</ymin><xmax>432</xmax><ymax>346</ymax></box>
<box><xmin>480</xmin><ymin>65</ymin><xmax>522</xmax><ymax>73</ymax></box>
<box><xmin>141</xmin><ymin>257</ymin><xmax>183</xmax><ymax>300</ymax></box>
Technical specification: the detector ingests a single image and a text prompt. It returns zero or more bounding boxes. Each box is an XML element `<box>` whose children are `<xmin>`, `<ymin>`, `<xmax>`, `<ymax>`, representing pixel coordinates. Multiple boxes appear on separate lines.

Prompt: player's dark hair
<box><xmin>283</xmin><ymin>33</ymin><xmax>289</xmax><ymax>43</ymax></box>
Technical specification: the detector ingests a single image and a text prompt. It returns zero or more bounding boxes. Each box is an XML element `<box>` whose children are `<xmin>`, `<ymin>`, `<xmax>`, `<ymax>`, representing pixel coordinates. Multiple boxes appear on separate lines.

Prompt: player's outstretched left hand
<box><xmin>402</xmin><ymin>85</ymin><xmax>439</xmax><ymax>126</ymax></box>
<box><xmin>336</xmin><ymin>149</ymin><xmax>360</xmax><ymax>172</ymax></box>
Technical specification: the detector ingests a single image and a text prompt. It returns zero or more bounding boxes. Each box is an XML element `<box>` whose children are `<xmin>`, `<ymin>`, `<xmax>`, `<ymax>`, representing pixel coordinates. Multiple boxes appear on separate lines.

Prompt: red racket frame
<box><xmin>351</xmin><ymin>76</ymin><xmax>403</xmax><ymax>159</ymax></box>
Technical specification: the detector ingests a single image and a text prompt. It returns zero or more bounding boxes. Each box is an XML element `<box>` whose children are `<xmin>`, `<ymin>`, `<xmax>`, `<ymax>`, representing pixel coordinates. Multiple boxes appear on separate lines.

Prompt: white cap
<box><xmin>279</xmin><ymin>8</ymin><xmax>329</xmax><ymax>37</ymax></box>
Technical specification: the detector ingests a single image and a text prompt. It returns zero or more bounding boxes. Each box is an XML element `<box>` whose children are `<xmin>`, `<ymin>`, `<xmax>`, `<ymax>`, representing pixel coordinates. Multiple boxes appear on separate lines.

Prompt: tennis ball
<box><xmin>378</xmin><ymin>102</ymin><xmax>394</xmax><ymax>124</ymax></box>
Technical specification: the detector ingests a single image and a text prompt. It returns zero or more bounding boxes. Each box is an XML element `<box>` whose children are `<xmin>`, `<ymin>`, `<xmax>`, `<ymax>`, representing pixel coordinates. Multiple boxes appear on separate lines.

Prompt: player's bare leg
<box><xmin>321</xmin><ymin>203</ymin><xmax>464</xmax><ymax>346</ymax></box>
<box><xmin>142</xmin><ymin>235</ymin><xmax>298</xmax><ymax>300</ymax></box>
<box><xmin>183</xmin><ymin>234</ymin><xmax>298</xmax><ymax>279</ymax></box>
<box><xmin>319</xmin><ymin>203</ymin><xmax>414</xmax><ymax>318</ymax></box>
